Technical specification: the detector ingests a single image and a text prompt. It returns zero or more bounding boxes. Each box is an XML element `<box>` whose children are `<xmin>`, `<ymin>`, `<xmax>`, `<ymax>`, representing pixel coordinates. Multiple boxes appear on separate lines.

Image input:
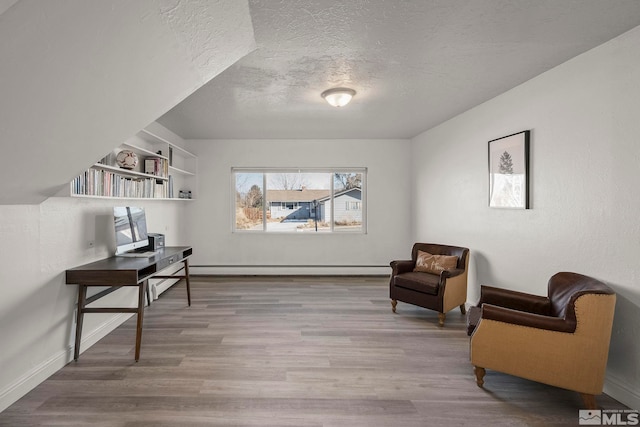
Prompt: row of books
<box><xmin>144</xmin><ymin>157</ymin><xmax>169</xmax><ymax>178</ymax></box>
<box><xmin>71</xmin><ymin>168</ymin><xmax>172</xmax><ymax>198</ymax></box>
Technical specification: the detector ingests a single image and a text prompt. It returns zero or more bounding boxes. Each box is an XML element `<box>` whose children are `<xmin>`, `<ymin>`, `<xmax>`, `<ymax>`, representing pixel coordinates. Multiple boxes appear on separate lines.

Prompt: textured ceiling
<box><xmin>157</xmin><ymin>0</ymin><xmax>640</xmax><ymax>140</ymax></box>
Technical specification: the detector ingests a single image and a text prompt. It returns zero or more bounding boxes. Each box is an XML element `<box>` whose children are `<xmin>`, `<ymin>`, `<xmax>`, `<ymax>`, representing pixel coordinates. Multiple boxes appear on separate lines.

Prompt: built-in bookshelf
<box><xmin>71</xmin><ymin>166</ymin><xmax>170</xmax><ymax>198</ymax></box>
<box><xmin>70</xmin><ymin>122</ymin><xmax>197</xmax><ymax>200</ymax></box>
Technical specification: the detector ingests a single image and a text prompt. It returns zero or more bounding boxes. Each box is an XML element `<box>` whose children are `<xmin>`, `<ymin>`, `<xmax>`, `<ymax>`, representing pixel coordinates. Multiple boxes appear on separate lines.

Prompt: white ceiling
<box><xmin>157</xmin><ymin>0</ymin><xmax>640</xmax><ymax>140</ymax></box>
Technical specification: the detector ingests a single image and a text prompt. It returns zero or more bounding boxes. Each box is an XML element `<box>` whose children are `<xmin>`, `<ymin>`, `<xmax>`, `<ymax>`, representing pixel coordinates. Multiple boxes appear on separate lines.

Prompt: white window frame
<box><xmin>232</xmin><ymin>167</ymin><xmax>367</xmax><ymax>234</ymax></box>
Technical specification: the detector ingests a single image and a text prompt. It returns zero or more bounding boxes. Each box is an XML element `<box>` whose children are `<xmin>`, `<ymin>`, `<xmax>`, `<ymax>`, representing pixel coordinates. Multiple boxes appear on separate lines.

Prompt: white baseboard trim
<box><xmin>191</xmin><ymin>265</ymin><xmax>390</xmax><ymax>276</ymax></box>
<box><xmin>605</xmin><ymin>373</ymin><xmax>640</xmax><ymax>410</ymax></box>
<box><xmin>0</xmin><ymin>312</ymin><xmax>133</xmax><ymax>413</ymax></box>
<box><xmin>0</xmin><ymin>348</ymin><xmax>70</xmax><ymax>413</ymax></box>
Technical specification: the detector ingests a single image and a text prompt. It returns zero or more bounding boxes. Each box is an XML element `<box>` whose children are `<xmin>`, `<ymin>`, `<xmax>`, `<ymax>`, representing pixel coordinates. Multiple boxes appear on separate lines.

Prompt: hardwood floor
<box><xmin>0</xmin><ymin>276</ymin><xmax>627</xmax><ymax>426</ymax></box>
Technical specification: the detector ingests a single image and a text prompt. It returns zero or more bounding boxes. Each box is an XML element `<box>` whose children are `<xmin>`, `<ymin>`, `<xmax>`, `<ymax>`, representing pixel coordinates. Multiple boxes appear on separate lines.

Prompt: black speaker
<box><xmin>147</xmin><ymin>233</ymin><xmax>165</xmax><ymax>251</ymax></box>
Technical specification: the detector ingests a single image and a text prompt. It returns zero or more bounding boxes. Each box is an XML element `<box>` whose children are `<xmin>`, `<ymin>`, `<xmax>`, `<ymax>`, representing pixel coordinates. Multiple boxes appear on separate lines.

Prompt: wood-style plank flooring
<box><xmin>0</xmin><ymin>276</ymin><xmax>627</xmax><ymax>426</ymax></box>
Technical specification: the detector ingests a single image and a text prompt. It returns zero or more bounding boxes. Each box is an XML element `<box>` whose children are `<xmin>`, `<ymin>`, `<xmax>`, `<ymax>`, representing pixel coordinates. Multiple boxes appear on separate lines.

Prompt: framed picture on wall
<box><xmin>488</xmin><ymin>130</ymin><xmax>530</xmax><ymax>209</ymax></box>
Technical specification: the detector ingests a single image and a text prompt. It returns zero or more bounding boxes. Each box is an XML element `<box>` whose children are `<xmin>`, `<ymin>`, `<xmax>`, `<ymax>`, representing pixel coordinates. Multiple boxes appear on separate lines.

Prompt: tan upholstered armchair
<box><xmin>467</xmin><ymin>272</ymin><xmax>616</xmax><ymax>409</ymax></box>
<box><xmin>390</xmin><ymin>243</ymin><xmax>469</xmax><ymax>326</ymax></box>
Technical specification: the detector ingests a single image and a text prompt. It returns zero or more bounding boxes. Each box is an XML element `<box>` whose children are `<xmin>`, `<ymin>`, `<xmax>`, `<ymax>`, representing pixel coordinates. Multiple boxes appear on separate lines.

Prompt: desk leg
<box><xmin>146</xmin><ymin>283</ymin><xmax>151</xmax><ymax>306</ymax></box>
<box><xmin>184</xmin><ymin>258</ymin><xmax>191</xmax><ymax>307</ymax></box>
<box><xmin>134</xmin><ymin>281</ymin><xmax>146</xmax><ymax>362</ymax></box>
<box><xmin>74</xmin><ymin>285</ymin><xmax>87</xmax><ymax>361</ymax></box>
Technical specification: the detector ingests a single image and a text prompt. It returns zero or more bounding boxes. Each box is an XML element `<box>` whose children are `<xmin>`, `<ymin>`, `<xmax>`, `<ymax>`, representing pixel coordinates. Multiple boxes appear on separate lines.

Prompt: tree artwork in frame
<box><xmin>488</xmin><ymin>130</ymin><xmax>530</xmax><ymax>209</ymax></box>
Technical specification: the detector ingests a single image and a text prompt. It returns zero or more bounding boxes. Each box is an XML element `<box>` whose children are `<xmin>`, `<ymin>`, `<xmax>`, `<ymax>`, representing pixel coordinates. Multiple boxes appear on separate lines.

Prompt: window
<box><xmin>233</xmin><ymin>168</ymin><xmax>366</xmax><ymax>233</ymax></box>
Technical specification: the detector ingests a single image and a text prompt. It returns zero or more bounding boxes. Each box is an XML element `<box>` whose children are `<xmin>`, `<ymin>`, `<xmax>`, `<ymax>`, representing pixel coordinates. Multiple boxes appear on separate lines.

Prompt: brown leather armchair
<box><xmin>390</xmin><ymin>243</ymin><xmax>469</xmax><ymax>326</ymax></box>
<box><xmin>467</xmin><ymin>272</ymin><xmax>616</xmax><ymax>409</ymax></box>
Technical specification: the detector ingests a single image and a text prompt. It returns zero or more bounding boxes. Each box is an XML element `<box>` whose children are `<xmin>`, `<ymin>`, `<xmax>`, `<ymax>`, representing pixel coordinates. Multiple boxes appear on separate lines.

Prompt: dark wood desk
<box><xmin>66</xmin><ymin>246</ymin><xmax>192</xmax><ymax>361</ymax></box>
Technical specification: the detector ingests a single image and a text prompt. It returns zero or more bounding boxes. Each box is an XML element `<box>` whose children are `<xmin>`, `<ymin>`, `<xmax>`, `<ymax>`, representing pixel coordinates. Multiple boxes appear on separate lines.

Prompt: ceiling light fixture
<box><xmin>321</xmin><ymin>87</ymin><xmax>356</xmax><ymax>107</ymax></box>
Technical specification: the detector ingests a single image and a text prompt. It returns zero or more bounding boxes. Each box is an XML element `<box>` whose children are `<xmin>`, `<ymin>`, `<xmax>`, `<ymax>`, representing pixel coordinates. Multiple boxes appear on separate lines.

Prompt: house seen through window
<box><xmin>233</xmin><ymin>169</ymin><xmax>366</xmax><ymax>233</ymax></box>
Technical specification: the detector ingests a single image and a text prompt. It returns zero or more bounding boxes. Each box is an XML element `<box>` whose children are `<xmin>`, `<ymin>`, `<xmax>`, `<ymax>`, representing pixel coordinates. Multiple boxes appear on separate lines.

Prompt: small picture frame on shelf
<box><xmin>488</xmin><ymin>130</ymin><xmax>530</xmax><ymax>209</ymax></box>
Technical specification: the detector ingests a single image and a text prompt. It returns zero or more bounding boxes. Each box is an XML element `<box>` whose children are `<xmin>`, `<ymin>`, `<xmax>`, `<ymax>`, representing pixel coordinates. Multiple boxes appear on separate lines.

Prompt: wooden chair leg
<box><xmin>474</xmin><ymin>366</ymin><xmax>485</xmax><ymax>387</ymax></box>
<box><xmin>391</xmin><ymin>299</ymin><xmax>397</xmax><ymax>313</ymax></box>
<box><xmin>438</xmin><ymin>312</ymin><xmax>446</xmax><ymax>326</ymax></box>
<box><xmin>581</xmin><ymin>393</ymin><xmax>598</xmax><ymax>409</ymax></box>
<box><xmin>459</xmin><ymin>304</ymin><xmax>466</xmax><ymax>315</ymax></box>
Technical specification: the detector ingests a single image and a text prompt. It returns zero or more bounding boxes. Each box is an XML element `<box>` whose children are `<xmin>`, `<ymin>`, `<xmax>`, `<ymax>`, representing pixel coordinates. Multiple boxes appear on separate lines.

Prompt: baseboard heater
<box><xmin>149</xmin><ymin>265</ymin><xmax>186</xmax><ymax>300</ymax></box>
<box><xmin>190</xmin><ymin>264</ymin><xmax>389</xmax><ymax>276</ymax></box>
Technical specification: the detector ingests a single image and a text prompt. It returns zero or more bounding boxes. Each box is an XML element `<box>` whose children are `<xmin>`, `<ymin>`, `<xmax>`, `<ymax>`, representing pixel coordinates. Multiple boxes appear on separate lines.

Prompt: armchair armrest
<box><xmin>481</xmin><ymin>304</ymin><xmax>575</xmax><ymax>333</ymax></box>
<box><xmin>441</xmin><ymin>268</ymin><xmax>464</xmax><ymax>279</ymax></box>
<box><xmin>478</xmin><ymin>285</ymin><xmax>551</xmax><ymax>315</ymax></box>
<box><xmin>390</xmin><ymin>260</ymin><xmax>415</xmax><ymax>275</ymax></box>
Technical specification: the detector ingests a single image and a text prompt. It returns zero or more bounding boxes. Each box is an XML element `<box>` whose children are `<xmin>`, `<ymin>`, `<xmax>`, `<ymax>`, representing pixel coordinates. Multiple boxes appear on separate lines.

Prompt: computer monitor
<box><xmin>113</xmin><ymin>206</ymin><xmax>149</xmax><ymax>255</ymax></box>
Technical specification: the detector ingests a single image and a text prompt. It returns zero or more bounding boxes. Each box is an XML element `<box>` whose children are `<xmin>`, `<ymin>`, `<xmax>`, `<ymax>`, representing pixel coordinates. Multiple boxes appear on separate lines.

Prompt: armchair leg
<box><xmin>473</xmin><ymin>366</ymin><xmax>485</xmax><ymax>388</ymax></box>
<box><xmin>437</xmin><ymin>312</ymin><xmax>446</xmax><ymax>326</ymax></box>
<box><xmin>459</xmin><ymin>304</ymin><xmax>466</xmax><ymax>315</ymax></box>
<box><xmin>581</xmin><ymin>393</ymin><xmax>598</xmax><ymax>409</ymax></box>
<box><xmin>391</xmin><ymin>299</ymin><xmax>397</xmax><ymax>313</ymax></box>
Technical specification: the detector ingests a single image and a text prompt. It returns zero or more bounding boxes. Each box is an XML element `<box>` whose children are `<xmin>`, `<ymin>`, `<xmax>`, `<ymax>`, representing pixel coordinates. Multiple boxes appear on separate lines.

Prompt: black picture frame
<box><xmin>488</xmin><ymin>130</ymin><xmax>530</xmax><ymax>209</ymax></box>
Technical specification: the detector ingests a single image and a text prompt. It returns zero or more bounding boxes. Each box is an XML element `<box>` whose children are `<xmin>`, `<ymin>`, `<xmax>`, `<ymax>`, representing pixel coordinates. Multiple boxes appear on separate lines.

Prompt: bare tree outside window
<box><xmin>268</xmin><ymin>173</ymin><xmax>308</xmax><ymax>190</ymax></box>
<box><xmin>235</xmin><ymin>172</ymin><xmax>264</xmax><ymax>230</ymax></box>
<box><xmin>246</xmin><ymin>185</ymin><xmax>263</xmax><ymax>208</ymax></box>
<box><xmin>334</xmin><ymin>172</ymin><xmax>362</xmax><ymax>191</ymax></box>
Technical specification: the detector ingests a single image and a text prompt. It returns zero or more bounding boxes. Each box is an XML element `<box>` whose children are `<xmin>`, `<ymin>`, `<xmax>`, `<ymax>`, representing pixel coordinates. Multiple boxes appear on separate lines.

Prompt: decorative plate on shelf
<box><xmin>116</xmin><ymin>150</ymin><xmax>138</xmax><ymax>170</ymax></box>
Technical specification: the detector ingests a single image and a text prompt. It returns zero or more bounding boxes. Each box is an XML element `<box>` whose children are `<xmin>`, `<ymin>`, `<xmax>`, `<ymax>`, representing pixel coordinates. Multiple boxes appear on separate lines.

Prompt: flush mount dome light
<box><xmin>321</xmin><ymin>87</ymin><xmax>356</xmax><ymax>107</ymax></box>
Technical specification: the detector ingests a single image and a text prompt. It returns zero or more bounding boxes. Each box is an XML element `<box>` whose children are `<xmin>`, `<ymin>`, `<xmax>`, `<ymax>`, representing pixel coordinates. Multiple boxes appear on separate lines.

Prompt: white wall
<box><xmin>411</xmin><ymin>25</ymin><xmax>640</xmax><ymax>408</ymax></box>
<box><xmin>0</xmin><ymin>198</ymin><xmax>186</xmax><ymax>411</ymax></box>
<box><xmin>185</xmin><ymin>139</ymin><xmax>413</xmax><ymax>275</ymax></box>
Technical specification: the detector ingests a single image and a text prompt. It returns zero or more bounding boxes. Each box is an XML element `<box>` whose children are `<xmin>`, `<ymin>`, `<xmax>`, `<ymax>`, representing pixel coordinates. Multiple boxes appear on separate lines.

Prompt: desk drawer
<box><xmin>156</xmin><ymin>253</ymin><xmax>184</xmax><ymax>271</ymax></box>
<box><xmin>156</xmin><ymin>253</ymin><xmax>182</xmax><ymax>271</ymax></box>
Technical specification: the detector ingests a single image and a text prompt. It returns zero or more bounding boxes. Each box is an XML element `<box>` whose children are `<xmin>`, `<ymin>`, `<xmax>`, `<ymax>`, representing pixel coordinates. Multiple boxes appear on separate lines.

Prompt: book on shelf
<box><xmin>144</xmin><ymin>157</ymin><xmax>169</xmax><ymax>178</ymax></box>
<box><xmin>97</xmin><ymin>152</ymin><xmax>116</xmax><ymax>166</ymax></box>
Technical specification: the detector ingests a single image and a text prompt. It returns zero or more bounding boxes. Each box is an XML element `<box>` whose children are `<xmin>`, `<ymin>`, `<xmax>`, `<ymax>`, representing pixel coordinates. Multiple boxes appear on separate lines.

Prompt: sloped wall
<box><xmin>0</xmin><ymin>0</ymin><xmax>255</xmax><ymax>204</ymax></box>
